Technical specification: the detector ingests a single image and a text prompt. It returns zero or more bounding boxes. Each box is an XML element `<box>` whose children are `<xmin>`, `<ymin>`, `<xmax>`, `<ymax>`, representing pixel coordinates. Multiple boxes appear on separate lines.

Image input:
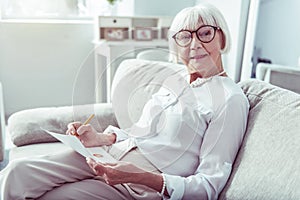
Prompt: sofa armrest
<box><xmin>256</xmin><ymin>63</ymin><xmax>300</xmax><ymax>94</ymax></box>
<box><xmin>8</xmin><ymin>103</ymin><xmax>118</xmax><ymax>147</ymax></box>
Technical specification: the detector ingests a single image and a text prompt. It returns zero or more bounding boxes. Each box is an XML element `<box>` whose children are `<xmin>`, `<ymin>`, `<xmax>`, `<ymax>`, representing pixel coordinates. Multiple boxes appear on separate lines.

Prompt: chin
<box><xmin>186</xmin><ymin>67</ymin><xmax>198</xmax><ymax>75</ymax></box>
<box><xmin>187</xmin><ymin>63</ymin><xmax>203</xmax><ymax>73</ymax></box>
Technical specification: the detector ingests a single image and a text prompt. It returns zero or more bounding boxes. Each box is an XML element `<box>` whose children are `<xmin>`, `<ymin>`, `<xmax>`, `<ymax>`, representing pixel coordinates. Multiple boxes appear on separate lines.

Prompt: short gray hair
<box><xmin>168</xmin><ymin>3</ymin><xmax>231</xmax><ymax>63</ymax></box>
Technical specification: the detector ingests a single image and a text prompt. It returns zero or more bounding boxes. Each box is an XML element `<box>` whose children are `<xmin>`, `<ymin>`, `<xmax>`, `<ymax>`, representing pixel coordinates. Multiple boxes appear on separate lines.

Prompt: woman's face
<box><xmin>176</xmin><ymin>23</ymin><xmax>223</xmax><ymax>77</ymax></box>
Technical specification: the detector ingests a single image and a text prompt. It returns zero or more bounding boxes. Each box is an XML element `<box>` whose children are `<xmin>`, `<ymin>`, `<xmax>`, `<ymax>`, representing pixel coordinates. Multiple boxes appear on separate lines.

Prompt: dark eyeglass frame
<box><xmin>172</xmin><ymin>25</ymin><xmax>221</xmax><ymax>47</ymax></box>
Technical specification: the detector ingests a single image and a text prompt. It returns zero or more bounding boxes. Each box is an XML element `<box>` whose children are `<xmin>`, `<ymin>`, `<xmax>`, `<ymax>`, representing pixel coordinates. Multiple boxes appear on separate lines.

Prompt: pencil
<box><xmin>73</xmin><ymin>114</ymin><xmax>95</xmax><ymax>136</ymax></box>
<box><xmin>83</xmin><ymin>114</ymin><xmax>95</xmax><ymax>125</ymax></box>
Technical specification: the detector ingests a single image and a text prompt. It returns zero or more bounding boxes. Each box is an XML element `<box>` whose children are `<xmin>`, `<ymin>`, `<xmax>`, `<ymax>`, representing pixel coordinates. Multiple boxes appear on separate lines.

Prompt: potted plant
<box><xmin>107</xmin><ymin>0</ymin><xmax>119</xmax><ymax>5</ymax></box>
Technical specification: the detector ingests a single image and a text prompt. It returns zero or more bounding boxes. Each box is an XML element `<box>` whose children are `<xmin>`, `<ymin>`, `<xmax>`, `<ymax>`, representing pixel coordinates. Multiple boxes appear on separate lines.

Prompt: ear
<box><xmin>219</xmin><ymin>30</ymin><xmax>226</xmax><ymax>50</ymax></box>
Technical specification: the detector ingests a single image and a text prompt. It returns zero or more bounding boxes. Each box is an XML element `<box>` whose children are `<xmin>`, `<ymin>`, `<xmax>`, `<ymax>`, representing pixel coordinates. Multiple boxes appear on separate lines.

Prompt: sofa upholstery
<box><xmin>219</xmin><ymin>79</ymin><xmax>300</xmax><ymax>199</ymax></box>
<box><xmin>5</xmin><ymin>59</ymin><xmax>300</xmax><ymax>199</ymax></box>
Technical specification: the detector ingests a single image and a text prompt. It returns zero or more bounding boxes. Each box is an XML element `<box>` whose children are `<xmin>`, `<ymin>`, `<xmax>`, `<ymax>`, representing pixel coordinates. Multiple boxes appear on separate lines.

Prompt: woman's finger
<box><xmin>76</xmin><ymin>124</ymin><xmax>92</xmax><ymax>136</ymax></box>
<box><xmin>86</xmin><ymin>158</ymin><xmax>99</xmax><ymax>174</ymax></box>
<box><xmin>67</xmin><ymin>122</ymin><xmax>82</xmax><ymax>129</ymax></box>
<box><xmin>86</xmin><ymin>158</ymin><xmax>105</xmax><ymax>169</ymax></box>
<box><xmin>66</xmin><ymin>124</ymin><xmax>74</xmax><ymax>135</ymax></box>
<box><xmin>102</xmin><ymin>162</ymin><xmax>118</xmax><ymax>167</ymax></box>
<box><xmin>103</xmin><ymin>173</ymin><xmax>111</xmax><ymax>185</ymax></box>
<box><xmin>66</xmin><ymin>122</ymin><xmax>82</xmax><ymax>135</ymax></box>
<box><xmin>93</xmin><ymin>163</ymin><xmax>107</xmax><ymax>176</ymax></box>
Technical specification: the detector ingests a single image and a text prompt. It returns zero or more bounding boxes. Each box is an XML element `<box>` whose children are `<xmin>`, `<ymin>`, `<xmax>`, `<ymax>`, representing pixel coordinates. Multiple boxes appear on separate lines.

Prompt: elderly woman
<box><xmin>0</xmin><ymin>3</ymin><xmax>249</xmax><ymax>200</ymax></box>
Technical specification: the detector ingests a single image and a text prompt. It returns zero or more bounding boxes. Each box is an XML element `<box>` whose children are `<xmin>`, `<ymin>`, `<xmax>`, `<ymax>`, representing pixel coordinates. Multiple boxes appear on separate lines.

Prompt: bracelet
<box><xmin>159</xmin><ymin>173</ymin><xmax>166</xmax><ymax>197</ymax></box>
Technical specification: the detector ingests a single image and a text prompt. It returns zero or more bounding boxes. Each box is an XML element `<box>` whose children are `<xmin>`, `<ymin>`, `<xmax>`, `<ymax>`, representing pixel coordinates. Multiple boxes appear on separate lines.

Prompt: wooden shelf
<box><xmin>95</xmin><ymin>16</ymin><xmax>173</xmax><ymax>41</ymax></box>
<box><xmin>93</xmin><ymin>16</ymin><xmax>173</xmax><ymax>103</ymax></box>
<box><xmin>93</xmin><ymin>39</ymin><xmax>169</xmax><ymax>46</ymax></box>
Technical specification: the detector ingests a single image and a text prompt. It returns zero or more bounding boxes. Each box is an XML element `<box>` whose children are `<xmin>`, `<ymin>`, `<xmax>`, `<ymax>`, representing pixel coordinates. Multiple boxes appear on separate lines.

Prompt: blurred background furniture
<box><xmin>256</xmin><ymin>63</ymin><xmax>300</xmax><ymax>94</ymax></box>
<box><xmin>93</xmin><ymin>16</ymin><xmax>172</xmax><ymax>103</ymax></box>
<box><xmin>0</xmin><ymin>82</ymin><xmax>6</xmax><ymax>161</ymax></box>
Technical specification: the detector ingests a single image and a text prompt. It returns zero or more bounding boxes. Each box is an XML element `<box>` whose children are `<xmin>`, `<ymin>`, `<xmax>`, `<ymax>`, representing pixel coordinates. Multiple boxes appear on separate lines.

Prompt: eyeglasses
<box><xmin>172</xmin><ymin>25</ymin><xmax>220</xmax><ymax>47</ymax></box>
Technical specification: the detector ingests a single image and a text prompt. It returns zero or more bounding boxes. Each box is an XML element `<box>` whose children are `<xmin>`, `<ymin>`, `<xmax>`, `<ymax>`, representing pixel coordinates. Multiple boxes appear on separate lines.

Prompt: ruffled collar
<box><xmin>190</xmin><ymin>71</ymin><xmax>226</xmax><ymax>88</ymax></box>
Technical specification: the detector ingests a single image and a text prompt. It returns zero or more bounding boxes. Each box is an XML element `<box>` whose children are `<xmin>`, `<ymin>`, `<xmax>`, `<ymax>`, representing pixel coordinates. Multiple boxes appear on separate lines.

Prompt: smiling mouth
<box><xmin>190</xmin><ymin>54</ymin><xmax>208</xmax><ymax>59</ymax></box>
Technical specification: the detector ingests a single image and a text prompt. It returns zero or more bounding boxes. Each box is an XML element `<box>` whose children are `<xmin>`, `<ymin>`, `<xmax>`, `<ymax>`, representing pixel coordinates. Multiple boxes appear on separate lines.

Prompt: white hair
<box><xmin>168</xmin><ymin>3</ymin><xmax>231</xmax><ymax>63</ymax></box>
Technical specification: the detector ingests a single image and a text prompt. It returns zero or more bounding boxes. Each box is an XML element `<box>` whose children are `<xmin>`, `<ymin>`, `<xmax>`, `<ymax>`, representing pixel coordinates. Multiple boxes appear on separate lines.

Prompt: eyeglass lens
<box><xmin>174</xmin><ymin>26</ymin><xmax>217</xmax><ymax>47</ymax></box>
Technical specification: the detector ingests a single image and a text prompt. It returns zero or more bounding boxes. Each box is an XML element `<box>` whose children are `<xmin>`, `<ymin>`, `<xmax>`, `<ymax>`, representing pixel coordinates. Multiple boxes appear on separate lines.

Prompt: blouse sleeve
<box><xmin>103</xmin><ymin>125</ymin><xmax>130</xmax><ymax>142</ymax></box>
<box><xmin>163</xmin><ymin>94</ymin><xmax>249</xmax><ymax>200</ymax></box>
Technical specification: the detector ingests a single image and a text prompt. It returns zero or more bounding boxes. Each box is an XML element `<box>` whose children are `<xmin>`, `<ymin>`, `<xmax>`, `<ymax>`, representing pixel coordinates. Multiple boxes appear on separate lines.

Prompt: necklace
<box><xmin>190</xmin><ymin>70</ymin><xmax>226</xmax><ymax>88</ymax></box>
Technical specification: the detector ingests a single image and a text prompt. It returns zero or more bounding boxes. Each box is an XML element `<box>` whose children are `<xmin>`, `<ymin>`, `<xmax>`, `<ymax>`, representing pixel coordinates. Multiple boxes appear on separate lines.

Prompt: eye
<box><xmin>176</xmin><ymin>31</ymin><xmax>191</xmax><ymax>40</ymax></box>
<box><xmin>199</xmin><ymin>29</ymin><xmax>212</xmax><ymax>37</ymax></box>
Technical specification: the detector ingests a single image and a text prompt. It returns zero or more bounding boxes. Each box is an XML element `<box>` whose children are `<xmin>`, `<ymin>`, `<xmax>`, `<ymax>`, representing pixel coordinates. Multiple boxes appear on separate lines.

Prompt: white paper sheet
<box><xmin>42</xmin><ymin>128</ymin><xmax>117</xmax><ymax>163</ymax></box>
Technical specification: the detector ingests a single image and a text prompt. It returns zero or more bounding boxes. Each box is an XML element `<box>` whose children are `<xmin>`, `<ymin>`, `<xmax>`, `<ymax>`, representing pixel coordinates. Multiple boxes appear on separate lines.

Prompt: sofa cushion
<box><xmin>219</xmin><ymin>79</ymin><xmax>300</xmax><ymax>199</ymax></box>
<box><xmin>111</xmin><ymin>59</ymin><xmax>187</xmax><ymax>129</ymax></box>
<box><xmin>9</xmin><ymin>142</ymin><xmax>71</xmax><ymax>161</ymax></box>
<box><xmin>8</xmin><ymin>103</ymin><xmax>117</xmax><ymax>147</ymax></box>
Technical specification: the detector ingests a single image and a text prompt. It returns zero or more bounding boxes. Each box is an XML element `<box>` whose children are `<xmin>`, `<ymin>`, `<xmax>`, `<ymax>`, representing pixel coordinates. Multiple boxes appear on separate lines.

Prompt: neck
<box><xmin>189</xmin><ymin>70</ymin><xmax>226</xmax><ymax>84</ymax></box>
<box><xmin>190</xmin><ymin>72</ymin><xmax>202</xmax><ymax>83</ymax></box>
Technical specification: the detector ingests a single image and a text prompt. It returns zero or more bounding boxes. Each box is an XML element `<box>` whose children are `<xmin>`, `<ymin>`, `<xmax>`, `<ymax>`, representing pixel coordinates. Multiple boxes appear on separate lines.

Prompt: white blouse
<box><xmin>104</xmin><ymin>75</ymin><xmax>249</xmax><ymax>200</ymax></box>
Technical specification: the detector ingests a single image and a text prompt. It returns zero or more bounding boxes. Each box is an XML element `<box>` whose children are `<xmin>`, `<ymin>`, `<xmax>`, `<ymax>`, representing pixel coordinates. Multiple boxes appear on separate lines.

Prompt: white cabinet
<box><xmin>0</xmin><ymin>82</ymin><xmax>5</xmax><ymax>161</ymax></box>
<box><xmin>94</xmin><ymin>16</ymin><xmax>173</xmax><ymax>103</ymax></box>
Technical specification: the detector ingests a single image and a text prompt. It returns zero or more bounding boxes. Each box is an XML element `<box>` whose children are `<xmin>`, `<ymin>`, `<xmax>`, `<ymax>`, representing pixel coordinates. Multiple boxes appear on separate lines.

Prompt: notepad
<box><xmin>42</xmin><ymin>128</ymin><xmax>117</xmax><ymax>163</ymax></box>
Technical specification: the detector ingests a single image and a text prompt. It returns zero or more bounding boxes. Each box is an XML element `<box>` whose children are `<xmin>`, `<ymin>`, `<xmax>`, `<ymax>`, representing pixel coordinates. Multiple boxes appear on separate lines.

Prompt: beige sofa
<box><xmin>5</xmin><ymin>59</ymin><xmax>300</xmax><ymax>199</ymax></box>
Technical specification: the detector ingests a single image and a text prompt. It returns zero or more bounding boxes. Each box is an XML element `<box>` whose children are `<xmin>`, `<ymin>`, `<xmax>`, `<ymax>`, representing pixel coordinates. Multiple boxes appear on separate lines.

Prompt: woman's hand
<box><xmin>86</xmin><ymin>158</ymin><xmax>167</xmax><ymax>196</ymax></box>
<box><xmin>86</xmin><ymin>158</ymin><xmax>146</xmax><ymax>185</ymax></box>
<box><xmin>66</xmin><ymin>122</ymin><xmax>116</xmax><ymax>147</ymax></box>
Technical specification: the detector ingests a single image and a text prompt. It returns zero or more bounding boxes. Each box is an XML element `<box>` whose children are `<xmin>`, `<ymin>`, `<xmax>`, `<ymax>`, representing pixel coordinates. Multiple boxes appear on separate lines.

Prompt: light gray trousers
<box><xmin>0</xmin><ymin>140</ymin><xmax>161</xmax><ymax>200</ymax></box>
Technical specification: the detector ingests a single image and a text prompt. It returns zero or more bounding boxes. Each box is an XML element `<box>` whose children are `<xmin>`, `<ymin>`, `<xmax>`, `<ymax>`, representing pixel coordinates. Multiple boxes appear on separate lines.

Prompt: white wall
<box><xmin>1</xmin><ymin>1</ymin><xmax>200</xmax><ymax>118</ymax></box>
<box><xmin>0</xmin><ymin>21</ymin><xmax>95</xmax><ymax>117</ymax></box>
<box><xmin>134</xmin><ymin>0</ymin><xmax>196</xmax><ymax>16</ymax></box>
<box><xmin>255</xmin><ymin>0</ymin><xmax>300</xmax><ymax>67</ymax></box>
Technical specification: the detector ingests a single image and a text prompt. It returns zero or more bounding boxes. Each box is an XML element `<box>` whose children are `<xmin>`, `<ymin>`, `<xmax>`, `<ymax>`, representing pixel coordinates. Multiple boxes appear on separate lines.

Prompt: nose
<box><xmin>190</xmin><ymin>32</ymin><xmax>204</xmax><ymax>50</ymax></box>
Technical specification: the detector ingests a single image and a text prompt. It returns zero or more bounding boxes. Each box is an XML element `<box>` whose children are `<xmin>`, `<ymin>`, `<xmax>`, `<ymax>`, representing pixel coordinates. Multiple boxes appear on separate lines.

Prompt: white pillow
<box><xmin>7</xmin><ymin>103</ymin><xmax>116</xmax><ymax>146</ymax></box>
<box><xmin>111</xmin><ymin>59</ymin><xmax>186</xmax><ymax>129</ymax></box>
